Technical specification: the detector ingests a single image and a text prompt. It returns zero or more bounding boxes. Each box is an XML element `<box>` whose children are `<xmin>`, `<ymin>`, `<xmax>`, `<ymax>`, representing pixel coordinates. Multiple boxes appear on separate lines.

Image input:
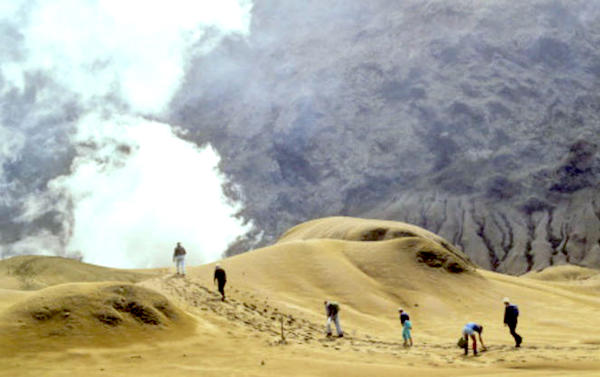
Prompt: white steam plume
<box><xmin>2</xmin><ymin>0</ymin><xmax>252</xmax><ymax>112</ymax></box>
<box><xmin>0</xmin><ymin>0</ymin><xmax>254</xmax><ymax>268</ymax></box>
<box><xmin>49</xmin><ymin>114</ymin><xmax>246</xmax><ymax>268</ymax></box>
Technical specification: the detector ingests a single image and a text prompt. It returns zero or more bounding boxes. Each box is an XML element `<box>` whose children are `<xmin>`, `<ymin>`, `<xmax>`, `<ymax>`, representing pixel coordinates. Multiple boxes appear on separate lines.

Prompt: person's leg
<box><xmin>463</xmin><ymin>334</ymin><xmax>469</xmax><ymax>355</ymax></box>
<box><xmin>408</xmin><ymin>330</ymin><xmax>413</xmax><ymax>346</ymax></box>
<box><xmin>218</xmin><ymin>281</ymin><xmax>225</xmax><ymax>300</ymax></box>
<box><xmin>175</xmin><ymin>257</ymin><xmax>182</xmax><ymax>274</ymax></box>
<box><xmin>334</xmin><ymin>314</ymin><xmax>343</xmax><ymax>337</ymax></box>
<box><xmin>471</xmin><ymin>335</ymin><xmax>478</xmax><ymax>355</ymax></box>
<box><xmin>181</xmin><ymin>257</ymin><xmax>186</xmax><ymax>276</ymax></box>
<box><xmin>509</xmin><ymin>323</ymin><xmax>522</xmax><ymax>346</ymax></box>
<box><xmin>326</xmin><ymin>317</ymin><xmax>332</xmax><ymax>336</ymax></box>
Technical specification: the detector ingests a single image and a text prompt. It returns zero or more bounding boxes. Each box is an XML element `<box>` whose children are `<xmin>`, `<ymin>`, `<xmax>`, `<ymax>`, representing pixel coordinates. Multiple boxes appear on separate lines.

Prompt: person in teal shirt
<box><xmin>399</xmin><ymin>308</ymin><xmax>413</xmax><ymax>347</ymax></box>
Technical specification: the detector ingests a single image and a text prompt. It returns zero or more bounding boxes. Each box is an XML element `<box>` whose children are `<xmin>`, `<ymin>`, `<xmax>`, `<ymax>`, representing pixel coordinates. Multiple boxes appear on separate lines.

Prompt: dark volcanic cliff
<box><xmin>169</xmin><ymin>0</ymin><xmax>600</xmax><ymax>274</ymax></box>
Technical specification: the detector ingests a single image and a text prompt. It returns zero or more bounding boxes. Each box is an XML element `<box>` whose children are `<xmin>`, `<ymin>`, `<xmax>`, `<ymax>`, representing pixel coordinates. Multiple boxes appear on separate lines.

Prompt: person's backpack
<box><xmin>329</xmin><ymin>302</ymin><xmax>340</xmax><ymax>314</ymax></box>
<box><xmin>511</xmin><ymin>305</ymin><xmax>519</xmax><ymax>317</ymax></box>
<box><xmin>457</xmin><ymin>337</ymin><xmax>467</xmax><ymax>348</ymax></box>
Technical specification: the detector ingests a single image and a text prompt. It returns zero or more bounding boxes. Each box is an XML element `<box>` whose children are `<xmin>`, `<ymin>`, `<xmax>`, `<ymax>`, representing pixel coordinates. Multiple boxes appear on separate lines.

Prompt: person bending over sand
<box><xmin>462</xmin><ymin>322</ymin><xmax>486</xmax><ymax>356</ymax></box>
<box><xmin>324</xmin><ymin>301</ymin><xmax>344</xmax><ymax>338</ymax></box>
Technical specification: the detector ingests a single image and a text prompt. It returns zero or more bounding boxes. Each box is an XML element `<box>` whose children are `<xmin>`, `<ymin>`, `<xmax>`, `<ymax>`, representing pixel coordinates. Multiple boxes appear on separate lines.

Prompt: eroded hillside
<box><xmin>170</xmin><ymin>0</ymin><xmax>600</xmax><ymax>274</ymax></box>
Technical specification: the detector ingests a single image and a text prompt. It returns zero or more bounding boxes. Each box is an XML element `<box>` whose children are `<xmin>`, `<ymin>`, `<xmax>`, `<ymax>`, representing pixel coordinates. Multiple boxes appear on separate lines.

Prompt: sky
<box><xmin>0</xmin><ymin>0</ymin><xmax>254</xmax><ymax>268</ymax></box>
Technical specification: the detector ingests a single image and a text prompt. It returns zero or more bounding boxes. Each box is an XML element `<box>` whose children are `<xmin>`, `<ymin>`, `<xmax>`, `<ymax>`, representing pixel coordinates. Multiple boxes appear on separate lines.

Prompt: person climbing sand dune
<box><xmin>461</xmin><ymin>322</ymin><xmax>486</xmax><ymax>356</ymax></box>
<box><xmin>503</xmin><ymin>297</ymin><xmax>522</xmax><ymax>347</ymax></box>
<box><xmin>324</xmin><ymin>300</ymin><xmax>343</xmax><ymax>338</ymax></box>
<box><xmin>398</xmin><ymin>308</ymin><xmax>413</xmax><ymax>347</ymax></box>
<box><xmin>214</xmin><ymin>264</ymin><xmax>227</xmax><ymax>301</ymax></box>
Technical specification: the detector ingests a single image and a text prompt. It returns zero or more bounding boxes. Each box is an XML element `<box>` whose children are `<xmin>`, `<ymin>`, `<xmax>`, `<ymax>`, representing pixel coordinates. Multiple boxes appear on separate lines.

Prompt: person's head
<box><xmin>215</xmin><ymin>264</ymin><xmax>221</xmax><ymax>269</ymax></box>
<box><xmin>477</xmin><ymin>325</ymin><xmax>484</xmax><ymax>334</ymax></box>
<box><xmin>324</xmin><ymin>300</ymin><xmax>329</xmax><ymax>306</ymax></box>
<box><xmin>503</xmin><ymin>297</ymin><xmax>510</xmax><ymax>306</ymax></box>
<box><xmin>398</xmin><ymin>308</ymin><xmax>404</xmax><ymax>313</ymax></box>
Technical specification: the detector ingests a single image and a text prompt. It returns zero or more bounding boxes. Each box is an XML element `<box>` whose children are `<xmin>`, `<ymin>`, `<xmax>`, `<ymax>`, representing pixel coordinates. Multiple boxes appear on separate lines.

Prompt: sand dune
<box><xmin>0</xmin><ymin>282</ymin><xmax>194</xmax><ymax>356</ymax></box>
<box><xmin>0</xmin><ymin>255</ymin><xmax>158</xmax><ymax>290</ymax></box>
<box><xmin>1</xmin><ymin>217</ymin><xmax>599</xmax><ymax>376</ymax></box>
<box><xmin>525</xmin><ymin>264</ymin><xmax>599</xmax><ymax>280</ymax></box>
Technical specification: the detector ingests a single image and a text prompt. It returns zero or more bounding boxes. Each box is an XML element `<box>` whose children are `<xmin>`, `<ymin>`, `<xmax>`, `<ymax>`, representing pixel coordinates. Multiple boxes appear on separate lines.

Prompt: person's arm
<box><xmin>503</xmin><ymin>307</ymin><xmax>508</xmax><ymax>326</ymax></box>
<box><xmin>478</xmin><ymin>333</ymin><xmax>486</xmax><ymax>350</ymax></box>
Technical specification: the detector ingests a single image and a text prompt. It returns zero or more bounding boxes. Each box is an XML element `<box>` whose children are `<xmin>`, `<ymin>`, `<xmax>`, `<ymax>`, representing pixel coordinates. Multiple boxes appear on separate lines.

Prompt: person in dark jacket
<box><xmin>398</xmin><ymin>308</ymin><xmax>410</xmax><ymax>325</ymax></box>
<box><xmin>503</xmin><ymin>297</ymin><xmax>522</xmax><ymax>347</ymax></box>
<box><xmin>214</xmin><ymin>264</ymin><xmax>227</xmax><ymax>301</ymax></box>
<box><xmin>172</xmin><ymin>242</ymin><xmax>186</xmax><ymax>276</ymax></box>
<box><xmin>324</xmin><ymin>300</ymin><xmax>343</xmax><ymax>338</ymax></box>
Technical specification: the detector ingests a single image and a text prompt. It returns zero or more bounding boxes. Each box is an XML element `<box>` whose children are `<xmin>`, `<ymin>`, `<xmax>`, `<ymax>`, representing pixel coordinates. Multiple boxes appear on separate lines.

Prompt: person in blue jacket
<box><xmin>462</xmin><ymin>322</ymin><xmax>487</xmax><ymax>356</ymax></box>
<box><xmin>503</xmin><ymin>297</ymin><xmax>522</xmax><ymax>347</ymax></box>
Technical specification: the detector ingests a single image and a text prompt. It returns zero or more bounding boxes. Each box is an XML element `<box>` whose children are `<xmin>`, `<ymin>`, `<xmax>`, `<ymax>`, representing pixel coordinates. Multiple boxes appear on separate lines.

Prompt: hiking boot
<box><xmin>326</xmin><ymin>332</ymin><xmax>332</xmax><ymax>337</ymax></box>
<box><xmin>338</xmin><ymin>334</ymin><xmax>344</xmax><ymax>338</ymax></box>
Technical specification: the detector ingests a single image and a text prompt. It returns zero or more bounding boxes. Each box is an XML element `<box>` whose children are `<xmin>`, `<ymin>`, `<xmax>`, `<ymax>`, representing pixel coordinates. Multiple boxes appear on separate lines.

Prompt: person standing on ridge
<box><xmin>213</xmin><ymin>264</ymin><xmax>227</xmax><ymax>301</ymax></box>
<box><xmin>173</xmin><ymin>242</ymin><xmax>186</xmax><ymax>276</ymax></box>
<box><xmin>398</xmin><ymin>308</ymin><xmax>413</xmax><ymax>347</ymax></box>
<box><xmin>503</xmin><ymin>297</ymin><xmax>522</xmax><ymax>347</ymax></box>
<box><xmin>461</xmin><ymin>322</ymin><xmax>486</xmax><ymax>356</ymax></box>
<box><xmin>324</xmin><ymin>300</ymin><xmax>344</xmax><ymax>338</ymax></box>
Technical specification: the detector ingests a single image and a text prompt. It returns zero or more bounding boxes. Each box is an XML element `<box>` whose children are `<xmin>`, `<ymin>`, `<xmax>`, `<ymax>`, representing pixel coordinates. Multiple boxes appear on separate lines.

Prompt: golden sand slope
<box><xmin>525</xmin><ymin>264</ymin><xmax>599</xmax><ymax>282</ymax></box>
<box><xmin>280</xmin><ymin>217</ymin><xmax>463</xmax><ymax>249</ymax></box>
<box><xmin>1</xmin><ymin>217</ymin><xmax>599</xmax><ymax>377</ymax></box>
<box><xmin>0</xmin><ymin>282</ymin><xmax>195</xmax><ymax>356</ymax></box>
<box><xmin>0</xmin><ymin>255</ymin><xmax>158</xmax><ymax>290</ymax></box>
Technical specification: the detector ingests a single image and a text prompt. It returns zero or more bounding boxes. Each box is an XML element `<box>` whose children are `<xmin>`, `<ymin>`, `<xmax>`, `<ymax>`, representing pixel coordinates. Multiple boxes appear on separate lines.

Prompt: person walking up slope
<box><xmin>173</xmin><ymin>242</ymin><xmax>186</xmax><ymax>276</ymax></box>
<box><xmin>324</xmin><ymin>301</ymin><xmax>344</xmax><ymax>338</ymax></box>
<box><xmin>398</xmin><ymin>308</ymin><xmax>413</xmax><ymax>347</ymax></box>
<box><xmin>503</xmin><ymin>297</ymin><xmax>522</xmax><ymax>347</ymax></box>
<box><xmin>214</xmin><ymin>264</ymin><xmax>227</xmax><ymax>301</ymax></box>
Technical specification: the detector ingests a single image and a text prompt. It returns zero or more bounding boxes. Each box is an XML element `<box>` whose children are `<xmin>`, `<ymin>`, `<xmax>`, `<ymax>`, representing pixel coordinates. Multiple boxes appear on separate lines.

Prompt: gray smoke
<box><xmin>3</xmin><ymin>0</ymin><xmax>600</xmax><ymax>273</ymax></box>
<box><xmin>168</xmin><ymin>0</ymin><xmax>600</xmax><ymax>272</ymax></box>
